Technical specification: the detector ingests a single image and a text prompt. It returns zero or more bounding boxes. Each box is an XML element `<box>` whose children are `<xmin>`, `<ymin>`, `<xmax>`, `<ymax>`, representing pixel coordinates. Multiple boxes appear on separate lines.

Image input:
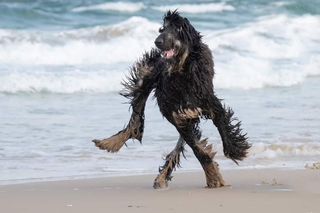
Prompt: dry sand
<box><xmin>0</xmin><ymin>169</ymin><xmax>319</xmax><ymax>213</ymax></box>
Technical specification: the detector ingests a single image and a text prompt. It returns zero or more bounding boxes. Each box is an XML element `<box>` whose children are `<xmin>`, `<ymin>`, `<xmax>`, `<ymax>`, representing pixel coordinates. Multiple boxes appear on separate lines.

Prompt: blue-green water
<box><xmin>0</xmin><ymin>0</ymin><xmax>320</xmax><ymax>184</ymax></box>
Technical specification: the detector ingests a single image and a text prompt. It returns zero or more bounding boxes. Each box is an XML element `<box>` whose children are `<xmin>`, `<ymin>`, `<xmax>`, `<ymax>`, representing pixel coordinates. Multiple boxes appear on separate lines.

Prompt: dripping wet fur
<box><xmin>93</xmin><ymin>10</ymin><xmax>251</xmax><ymax>189</ymax></box>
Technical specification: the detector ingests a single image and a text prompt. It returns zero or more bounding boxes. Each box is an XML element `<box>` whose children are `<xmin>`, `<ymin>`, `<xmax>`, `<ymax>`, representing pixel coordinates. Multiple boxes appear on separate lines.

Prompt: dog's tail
<box><xmin>210</xmin><ymin>96</ymin><xmax>251</xmax><ymax>164</ymax></box>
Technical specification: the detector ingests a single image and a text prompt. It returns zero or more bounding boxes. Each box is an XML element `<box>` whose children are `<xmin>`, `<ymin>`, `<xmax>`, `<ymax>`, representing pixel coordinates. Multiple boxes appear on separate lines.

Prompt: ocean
<box><xmin>0</xmin><ymin>0</ymin><xmax>320</xmax><ymax>185</ymax></box>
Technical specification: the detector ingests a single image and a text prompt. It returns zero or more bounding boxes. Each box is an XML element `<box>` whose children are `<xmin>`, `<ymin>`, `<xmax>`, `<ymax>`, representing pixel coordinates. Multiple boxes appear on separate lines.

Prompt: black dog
<box><xmin>93</xmin><ymin>10</ymin><xmax>250</xmax><ymax>189</ymax></box>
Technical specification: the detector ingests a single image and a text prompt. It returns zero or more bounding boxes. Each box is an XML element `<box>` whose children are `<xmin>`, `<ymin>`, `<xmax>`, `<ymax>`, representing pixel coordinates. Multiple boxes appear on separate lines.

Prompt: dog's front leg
<box><xmin>92</xmin><ymin>50</ymin><xmax>159</xmax><ymax>152</ymax></box>
<box><xmin>92</xmin><ymin>102</ymin><xmax>146</xmax><ymax>153</ymax></box>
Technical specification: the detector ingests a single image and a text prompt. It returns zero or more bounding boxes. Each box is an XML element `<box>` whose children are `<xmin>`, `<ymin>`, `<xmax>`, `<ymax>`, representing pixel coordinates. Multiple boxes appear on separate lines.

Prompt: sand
<box><xmin>0</xmin><ymin>169</ymin><xmax>319</xmax><ymax>213</ymax></box>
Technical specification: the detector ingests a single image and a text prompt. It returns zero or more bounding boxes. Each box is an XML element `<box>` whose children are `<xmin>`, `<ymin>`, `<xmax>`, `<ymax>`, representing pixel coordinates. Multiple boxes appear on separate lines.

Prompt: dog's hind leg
<box><xmin>153</xmin><ymin>136</ymin><xmax>186</xmax><ymax>189</ymax></box>
<box><xmin>209</xmin><ymin>94</ymin><xmax>251</xmax><ymax>164</ymax></box>
<box><xmin>92</xmin><ymin>50</ymin><xmax>160</xmax><ymax>152</ymax></box>
<box><xmin>195</xmin><ymin>138</ymin><xmax>226</xmax><ymax>188</ymax></box>
<box><xmin>173</xmin><ymin>115</ymin><xmax>225</xmax><ymax>188</ymax></box>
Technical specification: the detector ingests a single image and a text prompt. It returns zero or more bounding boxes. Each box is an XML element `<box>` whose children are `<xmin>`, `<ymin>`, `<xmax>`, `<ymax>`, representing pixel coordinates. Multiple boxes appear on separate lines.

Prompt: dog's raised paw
<box><xmin>92</xmin><ymin>139</ymin><xmax>101</xmax><ymax>144</ymax></box>
<box><xmin>92</xmin><ymin>130</ymin><xmax>129</xmax><ymax>153</ymax></box>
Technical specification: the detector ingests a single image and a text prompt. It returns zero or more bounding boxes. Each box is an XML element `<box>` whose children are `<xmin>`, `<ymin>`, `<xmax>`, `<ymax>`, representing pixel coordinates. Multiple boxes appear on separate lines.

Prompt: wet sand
<box><xmin>0</xmin><ymin>169</ymin><xmax>319</xmax><ymax>213</ymax></box>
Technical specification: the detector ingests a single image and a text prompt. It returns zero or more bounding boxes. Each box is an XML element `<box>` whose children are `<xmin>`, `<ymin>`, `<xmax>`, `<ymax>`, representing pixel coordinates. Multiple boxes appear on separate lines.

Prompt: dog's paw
<box><xmin>203</xmin><ymin>161</ymin><xmax>226</xmax><ymax>188</ymax></box>
<box><xmin>92</xmin><ymin>139</ymin><xmax>101</xmax><ymax>145</ymax></box>
<box><xmin>205</xmin><ymin>173</ymin><xmax>226</xmax><ymax>188</ymax></box>
<box><xmin>205</xmin><ymin>178</ymin><xmax>226</xmax><ymax>188</ymax></box>
<box><xmin>153</xmin><ymin>179</ymin><xmax>168</xmax><ymax>189</ymax></box>
<box><xmin>92</xmin><ymin>136</ymin><xmax>124</xmax><ymax>153</ymax></box>
<box><xmin>153</xmin><ymin>173</ymin><xmax>170</xmax><ymax>189</ymax></box>
<box><xmin>92</xmin><ymin>128</ymin><xmax>131</xmax><ymax>152</ymax></box>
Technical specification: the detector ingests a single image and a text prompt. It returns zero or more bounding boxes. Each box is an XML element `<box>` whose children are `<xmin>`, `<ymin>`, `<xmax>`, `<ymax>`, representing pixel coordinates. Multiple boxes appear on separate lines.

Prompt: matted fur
<box><xmin>92</xmin><ymin>10</ymin><xmax>251</xmax><ymax>189</ymax></box>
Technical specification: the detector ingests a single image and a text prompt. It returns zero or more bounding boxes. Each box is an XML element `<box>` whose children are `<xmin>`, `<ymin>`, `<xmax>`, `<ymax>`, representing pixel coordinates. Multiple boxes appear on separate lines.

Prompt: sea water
<box><xmin>0</xmin><ymin>0</ymin><xmax>320</xmax><ymax>184</ymax></box>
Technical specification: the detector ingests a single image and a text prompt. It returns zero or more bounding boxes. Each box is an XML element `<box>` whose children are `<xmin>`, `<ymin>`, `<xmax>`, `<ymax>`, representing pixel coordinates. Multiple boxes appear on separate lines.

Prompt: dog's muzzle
<box><xmin>154</xmin><ymin>37</ymin><xmax>164</xmax><ymax>48</ymax></box>
<box><xmin>154</xmin><ymin>37</ymin><xmax>174</xmax><ymax>59</ymax></box>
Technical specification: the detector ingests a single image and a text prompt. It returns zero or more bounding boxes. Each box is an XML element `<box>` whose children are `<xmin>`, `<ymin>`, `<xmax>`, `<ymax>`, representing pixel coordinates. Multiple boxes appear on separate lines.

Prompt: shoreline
<box><xmin>1</xmin><ymin>169</ymin><xmax>319</xmax><ymax>213</ymax></box>
<box><xmin>0</xmin><ymin>166</ymin><xmax>307</xmax><ymax>187</ymax></box>
<box><xmin>0</xmin><ymin>165</ymin><xmax>313</xmax><ymax>186</ymax></box>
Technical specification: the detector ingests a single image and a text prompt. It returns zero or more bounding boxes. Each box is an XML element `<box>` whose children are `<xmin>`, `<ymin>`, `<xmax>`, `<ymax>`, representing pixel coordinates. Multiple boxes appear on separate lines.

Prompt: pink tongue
<box><xmin>166</xmin><ymin>49</ymin><xmax>174</xmax><ymax>57</ymax></box>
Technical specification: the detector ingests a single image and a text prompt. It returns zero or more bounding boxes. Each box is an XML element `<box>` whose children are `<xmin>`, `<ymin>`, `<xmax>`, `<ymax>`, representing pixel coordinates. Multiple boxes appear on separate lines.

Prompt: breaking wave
<box><xmin>0</xmin><ymin>70</ymin><xmax>125</xmax><ymax>94</ymax></box>
<box><xmin>0</xmin><ymin>17</ymin><xmax>158</xmax><ymax>65</ymax></box>
<box><xmin>1</xmin><ymin>14</ymin><xmax>320</xmax><ymax>93</ymax></box>
<box><xmin>151</xmin><ymin>2</ymin><xmax>235</xmax><ymax>13</ymax></box>
<box><xmin>249</xmin><ymin>142</ymin><xmax>320</xmax><ymax>159</ymax></box>
<box><xmin>72</xmin><ymin>2</ymin><xmax>146</xmax><ymax>13</ymax></box>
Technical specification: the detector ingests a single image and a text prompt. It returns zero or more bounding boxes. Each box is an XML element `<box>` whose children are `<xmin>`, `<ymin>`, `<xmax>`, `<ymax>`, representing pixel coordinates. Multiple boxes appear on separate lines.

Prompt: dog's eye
<box><xmin>159</xmin><ymin>27</ymin><xmax>164</xmax><ymax>33</ymax></box>
<box><xmin>176</xmin><ymin>28</ymin><xmax>180</xmax><ymax>32</ymax></box>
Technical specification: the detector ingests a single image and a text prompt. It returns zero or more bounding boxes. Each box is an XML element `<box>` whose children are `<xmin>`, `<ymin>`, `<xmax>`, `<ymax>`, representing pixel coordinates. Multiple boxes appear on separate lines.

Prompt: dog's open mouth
<box><xmin>161</xmin><ymin>49</ymin><xmax>174</xmax><ymax>59</ymax></box>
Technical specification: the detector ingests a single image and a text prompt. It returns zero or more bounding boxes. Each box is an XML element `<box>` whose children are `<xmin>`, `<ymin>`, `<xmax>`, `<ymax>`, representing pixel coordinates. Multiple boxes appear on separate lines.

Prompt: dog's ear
<box><xmin>180</xmin><ymin>18</ymin><xmax>200</xmax><ymax>45</ymax></box>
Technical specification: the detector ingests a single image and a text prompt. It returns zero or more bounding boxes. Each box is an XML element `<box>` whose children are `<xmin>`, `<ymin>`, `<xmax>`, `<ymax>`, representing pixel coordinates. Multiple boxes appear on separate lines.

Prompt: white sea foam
<box><xmin>0</xmin><ymin>17</ymin><xmax>159</xmax><ymax>65</ymax></box>
<box><xmin>191</xmin><ymin>141</ymin><xmax>320</xmax><ymax>160</ymax></box>
<box><xmin>151</xmin><ymin>2</ymin><xmax>235</xmax><ymax>13</ymax></box>
<box><xmin>0</xmin><ymin>70</ymin><xmax>125</xmax><ymax>93</ymax></box>
<box><xmin>206</xmin><ymin>14</ymin><xmax>320</xmax><ymax>89</ymax></box>
<box><xmin>72</xmin><ymin>2</ymin><xmax>146</xmax><ymax>13</ymax></box>
<box><xmin>272</xmin><ymin>2</ymin><xmax>293</xmax><ymax>7</ymax></box>
<box><xmin>1</xmin><ymin>14</ymin><xmax>320</xmax><ymax>93</ymax></box>
<box><xmin>249</xmin><ymin>142</ymin><xmax>320</xmax><ymax>159</ymax></box>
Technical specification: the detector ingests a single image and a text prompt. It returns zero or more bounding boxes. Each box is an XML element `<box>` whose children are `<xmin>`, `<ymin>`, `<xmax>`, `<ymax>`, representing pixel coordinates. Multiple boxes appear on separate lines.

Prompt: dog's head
<box><xmin>154</xmin><ymin>10</ymin><xmax>201</xmax><ymax>63</ymax></box>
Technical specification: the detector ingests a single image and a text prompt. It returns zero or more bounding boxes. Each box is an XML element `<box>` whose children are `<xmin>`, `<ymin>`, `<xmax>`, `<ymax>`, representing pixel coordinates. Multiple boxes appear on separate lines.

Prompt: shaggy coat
<box><xmin>93</xmin><ymin>10</ymin><xmax>251</xmax><ymax>189</ymax></box>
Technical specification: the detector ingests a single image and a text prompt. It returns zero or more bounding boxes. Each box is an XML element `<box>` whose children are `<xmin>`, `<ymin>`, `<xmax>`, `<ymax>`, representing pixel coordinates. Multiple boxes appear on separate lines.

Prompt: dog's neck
<box><xmin>166</xmin><ymin>42</ymin><xmax>203</xmax><ymax>76</ymax></box>
<box><xmin>166</xmin><ymin>49</ymin><xmax>189</xmax><ymax>75</ymax></box>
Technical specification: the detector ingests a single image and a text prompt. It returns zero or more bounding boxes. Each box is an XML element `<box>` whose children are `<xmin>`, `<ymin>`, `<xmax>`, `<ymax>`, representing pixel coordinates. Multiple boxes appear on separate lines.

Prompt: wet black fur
<box><xmin>96</xmin><ymin>10</ymin><xmax>251</xmax><ymax>183</ymax></box>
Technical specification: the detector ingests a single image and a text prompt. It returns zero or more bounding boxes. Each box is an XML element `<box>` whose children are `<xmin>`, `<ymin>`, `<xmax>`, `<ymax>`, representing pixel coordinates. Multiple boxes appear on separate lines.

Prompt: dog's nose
<box><xmin>154</xmin><ymin>37</ymin><xmax>163</xmax><ymax>47</ymax></box>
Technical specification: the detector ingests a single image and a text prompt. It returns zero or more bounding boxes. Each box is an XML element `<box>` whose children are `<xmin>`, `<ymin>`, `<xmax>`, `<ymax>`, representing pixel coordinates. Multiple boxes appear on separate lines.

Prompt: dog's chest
<box><xmin>155</xmin><ymin>72</ymin><xmax>197</xmax><ymax>115</ymax></box>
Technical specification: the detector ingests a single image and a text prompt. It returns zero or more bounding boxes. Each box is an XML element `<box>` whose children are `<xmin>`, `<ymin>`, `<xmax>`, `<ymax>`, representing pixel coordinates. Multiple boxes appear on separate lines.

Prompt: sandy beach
<box><xmin>1</xmin><ymin>169</ymin><xmax>319</xmax><ymax>213</ymax></box>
